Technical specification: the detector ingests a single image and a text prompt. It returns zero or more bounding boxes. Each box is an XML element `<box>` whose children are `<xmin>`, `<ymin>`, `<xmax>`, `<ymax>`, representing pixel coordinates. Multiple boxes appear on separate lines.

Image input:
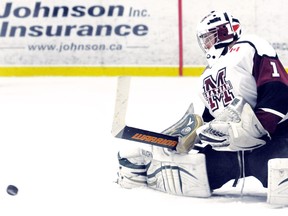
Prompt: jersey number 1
<box><xmin>270</xmin><ymin>61</ymin><xmax>280</xmax><ymax>77</ymax></box>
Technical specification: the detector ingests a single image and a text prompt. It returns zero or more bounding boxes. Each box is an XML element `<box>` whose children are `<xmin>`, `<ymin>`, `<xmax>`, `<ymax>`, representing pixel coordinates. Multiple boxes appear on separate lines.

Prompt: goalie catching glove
<box><xmin>196</xmin><ymin>96</ymin><xmax>270</xmax><ymax>151</ymax></box>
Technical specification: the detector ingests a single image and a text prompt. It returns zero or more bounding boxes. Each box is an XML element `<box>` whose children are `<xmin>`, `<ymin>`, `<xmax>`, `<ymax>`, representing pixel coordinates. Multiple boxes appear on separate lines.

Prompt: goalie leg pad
<box><xmin>267</xmin><ymin>158</ymin><xmax>288</xmax><ymax>206</ymax></box>
<box><xmin>146</xmin><ymin>151</ymin><xmax>211</xmax><ymax>197</ymax></box>
<box><xmin>117</xmin><ymin>148</ymin><xmax>152</xmax><ymax>189</ymax></box>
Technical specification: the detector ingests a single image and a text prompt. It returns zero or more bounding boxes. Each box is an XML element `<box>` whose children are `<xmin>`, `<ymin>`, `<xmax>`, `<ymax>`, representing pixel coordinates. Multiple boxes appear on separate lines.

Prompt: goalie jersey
<box><xmin>199</xmin><ymin>34</ymin><xmax>288</xmax><ymax>135</ymax></box>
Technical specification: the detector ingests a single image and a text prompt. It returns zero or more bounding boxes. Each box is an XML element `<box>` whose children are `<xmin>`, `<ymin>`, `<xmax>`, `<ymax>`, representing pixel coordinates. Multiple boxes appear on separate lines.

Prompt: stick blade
<box><xmin>117</xmin><ymin>125</ymin><xmax>179</xmax><ymax>150</ymax></box>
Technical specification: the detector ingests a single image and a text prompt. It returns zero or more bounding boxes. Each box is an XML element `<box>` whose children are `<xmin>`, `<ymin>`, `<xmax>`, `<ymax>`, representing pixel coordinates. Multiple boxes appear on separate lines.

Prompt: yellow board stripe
<box><xmin>0</xmin><ymin>66</ymin><xmax>287</xmax><ymax>77</ymax></box>
<box><xmin>0</xmin><ymin>66</ymin><xmax>204</xmax><ymax>77</ymax></box>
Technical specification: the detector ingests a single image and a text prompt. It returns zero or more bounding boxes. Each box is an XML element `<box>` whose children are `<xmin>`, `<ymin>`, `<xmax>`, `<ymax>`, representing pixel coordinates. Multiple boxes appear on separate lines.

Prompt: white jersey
<box><xmin>198</xmin><ymin>34</ymin><xmax>288</xmax><ymax>134</ymax></box>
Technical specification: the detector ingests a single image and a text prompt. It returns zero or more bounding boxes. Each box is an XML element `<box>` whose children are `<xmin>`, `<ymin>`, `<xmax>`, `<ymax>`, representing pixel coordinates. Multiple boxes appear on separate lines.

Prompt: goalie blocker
<box><xmin>114</xmin><ymin>102</ymin><xmax>203</xmax><ymax>153</ymax></box>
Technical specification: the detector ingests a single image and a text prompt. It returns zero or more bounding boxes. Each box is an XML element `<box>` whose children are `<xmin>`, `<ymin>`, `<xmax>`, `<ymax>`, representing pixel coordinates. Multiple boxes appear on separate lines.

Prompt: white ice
<box><xmin>0</xmin><ymin>77</ymin><xmax>286</xmax><ymax>216</ymax></box>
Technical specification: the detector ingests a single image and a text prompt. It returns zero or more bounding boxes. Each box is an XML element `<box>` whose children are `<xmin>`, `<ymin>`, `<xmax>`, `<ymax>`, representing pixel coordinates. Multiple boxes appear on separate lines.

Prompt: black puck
<box><xmin>7</xmin><ymin>185</ymin><xmax>18</xmax><ymax>196</ymax></box>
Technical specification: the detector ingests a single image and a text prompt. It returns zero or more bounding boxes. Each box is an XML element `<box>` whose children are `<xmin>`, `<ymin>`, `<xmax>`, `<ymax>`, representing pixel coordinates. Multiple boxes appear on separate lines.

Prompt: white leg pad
<box><xmin>267</xmin><ymin>158</ymin><xmax>288</xmax><ymax>206</ymax></box>
<box><xmin>117</xmin><ymin>148</ymin><xmax>152</xmax><ymax>189</ymax></box>
<box><xmin>146</xmin><ymin>147</ymin><xmax>211</xmax><ymax>197</ymax></box>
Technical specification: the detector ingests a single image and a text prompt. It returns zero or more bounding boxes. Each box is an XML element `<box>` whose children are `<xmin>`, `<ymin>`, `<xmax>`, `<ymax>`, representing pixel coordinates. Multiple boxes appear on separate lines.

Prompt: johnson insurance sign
<box><xmin>0</xmin><ymin>0</ymin><xmax>288</xmax><ymax>76</ymax></box>
<box><xmin>0</xmin><ymin>0</ymin><xmax>179</xmax><ymax>66</ymax></box>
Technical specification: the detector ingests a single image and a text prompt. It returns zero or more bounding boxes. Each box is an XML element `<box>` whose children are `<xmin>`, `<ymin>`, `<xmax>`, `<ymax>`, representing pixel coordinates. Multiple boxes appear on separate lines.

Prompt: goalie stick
<box><xmin>111</xmin><ymin>76</ymin><xmax>199</xmax><ymax>150</ymax></box>
<box><xmin>111</xmin><ymin>76</ymin><xmax>178</xmax><ymax>150</ymax></box>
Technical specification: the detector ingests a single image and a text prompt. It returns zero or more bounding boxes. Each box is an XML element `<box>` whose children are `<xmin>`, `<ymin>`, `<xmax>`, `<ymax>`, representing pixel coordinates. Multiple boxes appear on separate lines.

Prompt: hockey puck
<box><xmin>7</xmin><ymin>185</ymin><xmax>18</xmax><ymax>196</ymax></box>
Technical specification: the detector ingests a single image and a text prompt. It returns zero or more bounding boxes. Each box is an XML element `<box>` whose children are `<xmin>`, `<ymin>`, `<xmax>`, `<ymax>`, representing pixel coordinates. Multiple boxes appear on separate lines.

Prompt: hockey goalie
<box><xmin>115</xmin><ymin>11</ymin><xmax>288</xmax><ymax>205</ymax></box>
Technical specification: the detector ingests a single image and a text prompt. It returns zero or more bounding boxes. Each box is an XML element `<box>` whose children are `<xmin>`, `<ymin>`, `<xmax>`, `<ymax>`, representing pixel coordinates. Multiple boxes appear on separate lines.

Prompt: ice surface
<box><xmin>0</xmin><ymin>77</ymin><xmax>286</xmax><ymax>216</ymax></box>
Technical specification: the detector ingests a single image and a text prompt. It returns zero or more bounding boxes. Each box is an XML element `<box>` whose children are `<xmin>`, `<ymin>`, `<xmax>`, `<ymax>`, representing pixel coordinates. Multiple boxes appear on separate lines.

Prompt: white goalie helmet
<box><xmin>196</xmin><ymin>11</ymin><xmax>242</xmax><ymax>67</ymax></box>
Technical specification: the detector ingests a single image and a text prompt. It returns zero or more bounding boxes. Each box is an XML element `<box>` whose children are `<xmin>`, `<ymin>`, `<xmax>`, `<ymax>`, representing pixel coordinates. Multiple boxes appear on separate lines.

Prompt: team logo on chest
<box><xmin>202</xmin><ymin>68</ymin><xmax>234</xmax><ymax>111</ymax></box>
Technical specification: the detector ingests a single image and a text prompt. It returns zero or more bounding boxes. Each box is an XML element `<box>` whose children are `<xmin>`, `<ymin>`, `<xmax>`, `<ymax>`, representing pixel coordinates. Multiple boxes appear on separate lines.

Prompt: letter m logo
<box><xmin>202</xmin><ymin>68</ymin><xmax>234</xmax><ymax>111</ymax></box>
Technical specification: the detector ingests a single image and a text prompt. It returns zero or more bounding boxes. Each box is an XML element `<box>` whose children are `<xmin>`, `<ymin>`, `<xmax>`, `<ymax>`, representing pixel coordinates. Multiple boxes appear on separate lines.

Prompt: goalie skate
<box><xmin>117</xmin><ymin>148</ymin><xmax>152</xmax><ymax>189</ymax></box>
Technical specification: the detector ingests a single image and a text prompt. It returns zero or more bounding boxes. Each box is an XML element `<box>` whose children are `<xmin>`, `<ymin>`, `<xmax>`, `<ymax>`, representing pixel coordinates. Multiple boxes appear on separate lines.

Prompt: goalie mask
<box><xmin>196</xmin><ymin>11</ymin><xmax>241</xmax><ymax>67</ymax></box>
